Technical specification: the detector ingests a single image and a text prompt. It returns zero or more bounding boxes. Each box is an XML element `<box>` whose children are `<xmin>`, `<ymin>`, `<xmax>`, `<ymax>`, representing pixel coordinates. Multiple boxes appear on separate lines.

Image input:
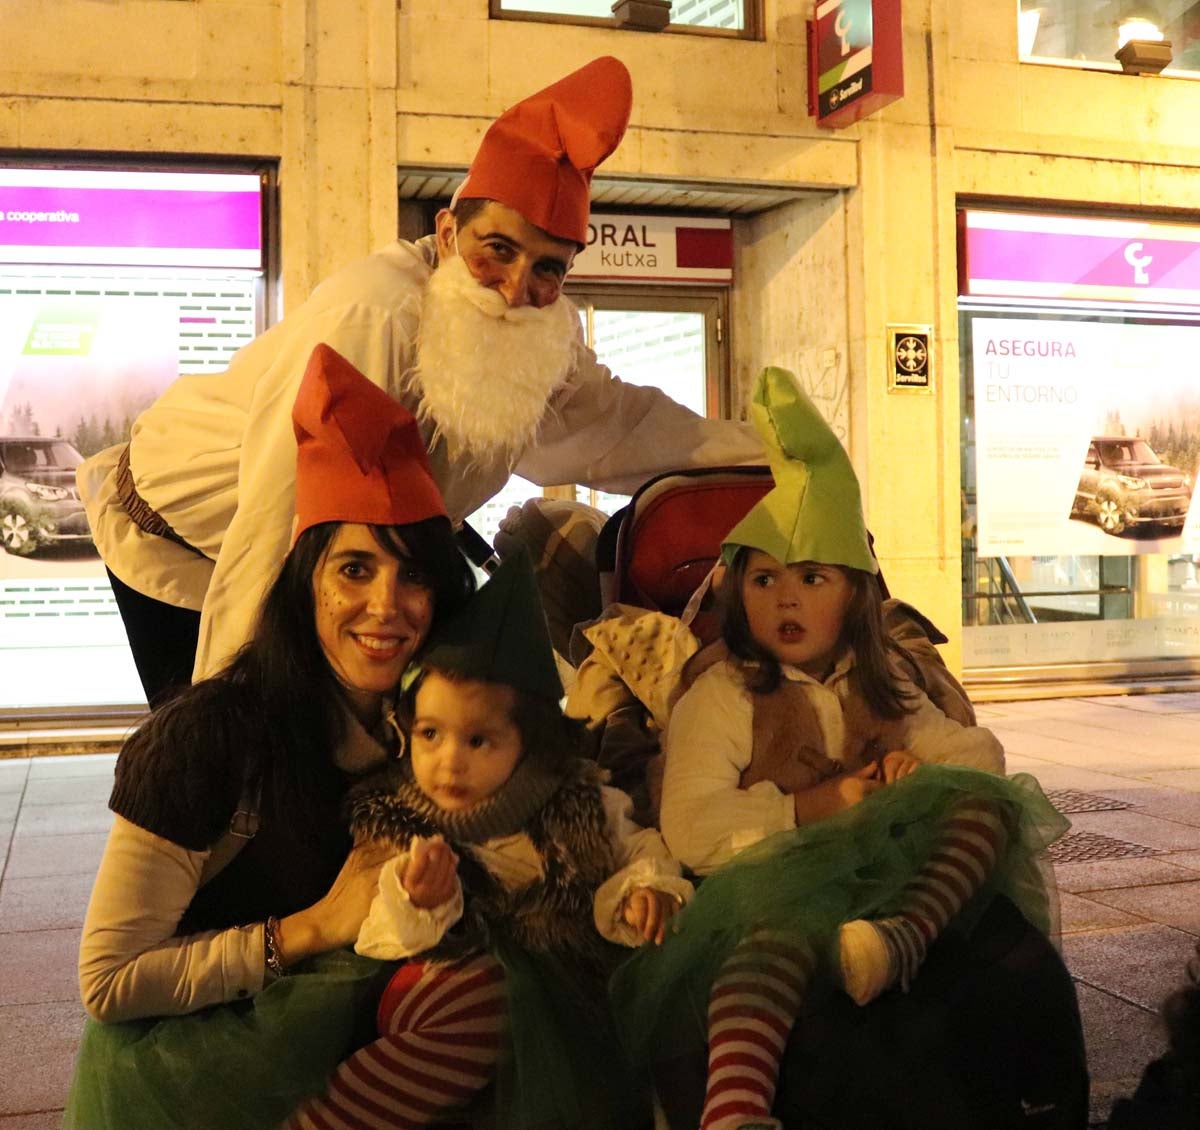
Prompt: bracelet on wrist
<box><xmin>264</xmin><ymin>915</ymin><xmax>286</xmax><ymax>980</ymax></box>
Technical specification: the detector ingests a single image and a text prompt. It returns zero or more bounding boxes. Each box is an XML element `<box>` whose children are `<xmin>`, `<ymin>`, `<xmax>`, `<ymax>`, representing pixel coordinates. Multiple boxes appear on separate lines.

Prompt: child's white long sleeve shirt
<box><xmin>660</xmin><ymin>655</ymin><xmax>1005</xmax><ymax>876</ymax></box>
<box><xmin>356</xmin><ymin>785</ymin><xmax>693</xmax><ymax>959</ymax></box>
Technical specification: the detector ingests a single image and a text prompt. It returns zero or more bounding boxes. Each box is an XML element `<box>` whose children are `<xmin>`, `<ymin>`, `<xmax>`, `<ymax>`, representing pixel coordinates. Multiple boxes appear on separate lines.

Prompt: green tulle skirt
<box><xmin>62</xmin><ymin>948</ymin><xmax>394</xmax><ymax>1130</ymax></box>
<box><xmin>479</xmin><ymin>939</ymin><xmax>651</xmax><ymax>1130</ymax></box>
<box><xmin>610</xmin><ymin>765</ymin><xmax>1068</xmax><ymax>1070</ymax></box>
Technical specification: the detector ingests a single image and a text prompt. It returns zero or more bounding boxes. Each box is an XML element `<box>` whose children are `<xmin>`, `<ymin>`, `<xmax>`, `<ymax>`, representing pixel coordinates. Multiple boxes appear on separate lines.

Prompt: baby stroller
<box><xmin>547</xmin><ymin>466</ymin><xmax>1090</xmax><ymax>1130</ymax></box>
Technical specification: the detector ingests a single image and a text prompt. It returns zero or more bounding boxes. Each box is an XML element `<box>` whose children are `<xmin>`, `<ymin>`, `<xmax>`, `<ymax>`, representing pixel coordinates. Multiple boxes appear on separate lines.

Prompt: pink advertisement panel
<box><xmin>0</xmin><ymin>170</ymin><xmax>262</xmax><ymax>269</ymax></box>
<box><xmin>961</xmin><ymin>210</ymin><xmax>1200</xmax><ymax>307</ymax></box>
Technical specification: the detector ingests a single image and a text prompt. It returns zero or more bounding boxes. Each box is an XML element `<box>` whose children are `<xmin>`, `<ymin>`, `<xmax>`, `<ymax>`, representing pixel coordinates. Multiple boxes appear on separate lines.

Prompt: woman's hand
<box><xmin>274</xmin><ymin>841</ymin><xmax>395</xmax><ymax>968</ymax></box>
<box><xmin>402</xmin><ymin>836</ymin><xmax>459</xmax><ymax>910</ymax></box>
<box><xmin>792</xmin><ymin>762</ymin><xmax>884</xmax><ymax>825</ymax></box>
<box><xmin>623</xmin><ymin>887</ymin><xmax>680</xmax><ymax>946</ymax></box>
<box><xmin>878</xmin><ymin>751</ymin><xmax>921</xmax><ymax>783</ymax></box>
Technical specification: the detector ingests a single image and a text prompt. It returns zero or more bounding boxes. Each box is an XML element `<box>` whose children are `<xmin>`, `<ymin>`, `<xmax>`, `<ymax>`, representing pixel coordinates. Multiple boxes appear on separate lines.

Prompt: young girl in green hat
<box><xmin>287</xmin><ymin>549</ymin><xmax>692</xmax><ymax>1130</ymax></box>
<box><xmin>611</xmin><ymin>367</ymin><xmax>1067</xmax><ymax>1130</ymax></box>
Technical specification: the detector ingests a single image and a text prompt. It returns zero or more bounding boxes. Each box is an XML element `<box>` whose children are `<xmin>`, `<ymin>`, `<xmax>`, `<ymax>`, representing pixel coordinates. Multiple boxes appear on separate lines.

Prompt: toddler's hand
<box><xmin>878</xmin><ymin>751</ymin><xmax>920</xmax><ymax>783</ymax></box>
<box><xmin>402</xmin><ymin>836</ymin><xmax>459</xmax><ymax>910</ymax></box>
<box><xmin>623</xmin><ymin>887</ymin><xmax>679</xmax><ymax>946</ymax></box>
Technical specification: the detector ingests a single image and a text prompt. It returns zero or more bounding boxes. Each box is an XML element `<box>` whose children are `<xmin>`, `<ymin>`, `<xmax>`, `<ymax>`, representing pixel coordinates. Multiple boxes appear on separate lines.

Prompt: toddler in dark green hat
<box><xmin>288</xmin><ymin>549</ymin><xmax>692</xmax><ymax>1130</ymax></box>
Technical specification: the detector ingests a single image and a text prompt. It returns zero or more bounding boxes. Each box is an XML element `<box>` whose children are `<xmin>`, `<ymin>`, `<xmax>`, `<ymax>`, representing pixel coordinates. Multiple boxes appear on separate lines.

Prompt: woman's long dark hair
<box><xmin>140</xmin><ymin>516</ymin><xmax>475</xmax><ymax>823</ymax></box>
<box><xmin>717</xmin><ymin>549</ymin><xmax>916</xmax><ymax>719</ymax></box>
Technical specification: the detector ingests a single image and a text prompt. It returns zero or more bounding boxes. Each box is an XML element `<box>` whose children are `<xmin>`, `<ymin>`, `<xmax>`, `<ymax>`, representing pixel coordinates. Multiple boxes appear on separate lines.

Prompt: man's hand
<box><xmin>623</xmin><ymin>887</ymin><xmax>680</xmax><ymax>946</ymax></box>
<box><xmin>878</xmin><ymin>751</ymin><xmax>921</xmax><ymax>783</ymax></box>
<box><xmin>793</xmin><ymin>762</ymin><xmax>884</xmax><ymax>825</ymax></box>
<box><xmin>402</xmin><ymin>836</ymin><xmax>460</xmax><ymax>910</ymax></box>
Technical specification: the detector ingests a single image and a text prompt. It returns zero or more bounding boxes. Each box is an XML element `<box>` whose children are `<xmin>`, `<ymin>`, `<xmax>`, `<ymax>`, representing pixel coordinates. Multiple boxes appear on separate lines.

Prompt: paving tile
<box><xmin>1163</xmin><ymin>849</ymin><xmax>1200</xmax><ymax>872</ymax></box>
<box><xmin>0</xmin><ymin>872</ymin><xmax>94</xmax><ymax>933</ymax></box>
<box><xmin>1065</xmin><ymin>809</ymin><xmax>1200</xmax><ymax>852</ymax></box>
<box><xmin>1054</xmin><ymin>855</ymin><xmax>1200</xmax><ymax>895</ymax></box>
<box><xmin>1092</xmin><ymin>693</ymin><xmax>1200</xmax><ymax>715</ymax></box>
<box><xmin>0</xmin><ymin>761</ymin><xmax>30</xmax><ymax>794</ymax></box>
<box><xmin>1016</xmin><ymin>763</ymin><xmax>1154</xmax><ymax>794</ymax></box>
<box><xmin>14</xmin><ymin>802</ymin><xmax>112</xmax><ymax>838</ymax></box>
<box><xmin>0</xmin><ymin>1113</ymin><xmax>67</xmax><ymax>1129</ymax></box>
<box><xmin>27</xmin><ymin>754</ymin><xmax>118</xmax><ymax>780</ymax></box>
<box><xmin>1083</xmin><ymin>880</ymin><xmax>1200</xmax><ymax>937</ymax></box>
<box><xmin>1005</xmin><ymin>716</ymin><xmax>1191</xmax><ymax>754</ymax></box>
<box><xmin>1087</xmin><ymin>786</ymin><xmax>1200</xmax><ymax>828</ymax></box>
<box><xmin>0</xmin><ymin>999</ymin><xmax>86</xmax><ymax>1116</ymax></box>
<box><xmin>1059</xmin><ymin>890</ymin><xmax>1146</xmax><ymax>933</ymax></box>
<box><xmin>21</xmin><ymin>775</ymin><xmax>112</xmax><ymax>807</ymax></box>
<box><xmin>0</xmin><ymin>820</ymin><xmax>13</xmax><ymax>877</ymax></box>
<box><xmin>0</xmin><ymin>794</ymin><xmax>19</xmax><ymax>823</ymax></box>
<box><xmin>1072</xmin><ymin>981</ymin><xmax>1166</xmax><ymax>1128</ymax></box>
<box><xmin>1141</xmin><ymin>767</ymin><xmax>1200</xmax><ymax>791</ymax></box>
<box><xmin>5</xmin><ymin>832</ymin><xmax>108</xmax><ymax>880</ymax></box>
<box><xmin>0</xmin><ymin>928</ymin><xmax>81</xmax><ymax>1006</ymax></box>
<box><xmin>1062</xmin><ymin>922</ymin><xmax>1196</xmax><ymax>1009</ymax></box>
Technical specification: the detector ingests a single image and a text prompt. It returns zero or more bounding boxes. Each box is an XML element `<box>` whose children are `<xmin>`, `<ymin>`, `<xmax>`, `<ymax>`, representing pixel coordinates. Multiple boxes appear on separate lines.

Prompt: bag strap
<box><xmin>198</xmin><ymin>782</ymin><xmax>261</xmax><ymax>888</ymax></box>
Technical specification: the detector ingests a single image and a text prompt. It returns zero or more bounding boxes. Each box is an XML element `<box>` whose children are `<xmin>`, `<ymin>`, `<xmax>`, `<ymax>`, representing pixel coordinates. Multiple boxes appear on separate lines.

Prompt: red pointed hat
<box><xmin>456</xmin><ymin>56</ymin><xmax>633</xmax><ymax>246</ymax></box>
<box><xmin>292</xmin><ymin>344</ymin><xmax>447</xmax><ymax>539</ymax></box>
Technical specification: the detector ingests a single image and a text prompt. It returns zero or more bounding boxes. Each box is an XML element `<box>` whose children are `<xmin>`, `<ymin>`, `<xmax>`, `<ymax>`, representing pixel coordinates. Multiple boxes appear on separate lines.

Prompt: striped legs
<box><xmin>840</xmin><ymin>797</ymin><xmax>1010</xmax><ymax>1006</ymax></box>
<box><xmin>699</xmin><ymin>931</ymin><xmax>815</xmax><ymax>1130</ymax></box>
<box><xmin>286</xmin><ymin>954</ymin><xmax>507</xmax><ymax>1130</ymax></box>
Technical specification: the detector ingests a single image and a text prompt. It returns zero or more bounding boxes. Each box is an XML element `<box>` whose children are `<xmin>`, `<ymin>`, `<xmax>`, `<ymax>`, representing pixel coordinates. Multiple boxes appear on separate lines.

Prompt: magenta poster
<box><xmin>962</xmin><ymin>210</ymin><xmax>1200</xmax><ymax>308</ymax></box>
<box><xmin>0</xmin><ymin>169</ymin><xmax>262</xmax><ymax>269</ymax></box>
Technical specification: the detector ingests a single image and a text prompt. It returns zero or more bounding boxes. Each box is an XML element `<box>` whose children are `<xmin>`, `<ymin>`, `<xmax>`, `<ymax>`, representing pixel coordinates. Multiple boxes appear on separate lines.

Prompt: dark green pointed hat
<box><xmin>418</xmin><ymin>547</ymin><xmax>563</xmax><ymax>701</ymax></box>
<box><xmin>722</xmin><ymin>366</ymin><xmax>877</xmax><ymax>574</ymax></box>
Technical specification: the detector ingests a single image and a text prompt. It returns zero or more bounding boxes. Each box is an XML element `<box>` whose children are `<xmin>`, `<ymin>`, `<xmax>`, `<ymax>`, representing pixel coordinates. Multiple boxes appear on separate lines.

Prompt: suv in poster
<box><xmin>0</xmin><ymin>437</ymin><xmax>94</xmax><ymax>556</ymax></box>
<box><xmin>1070</xmin><ymin>436</ymin><xmax>1194</xmax><ymax>536</ymax></box>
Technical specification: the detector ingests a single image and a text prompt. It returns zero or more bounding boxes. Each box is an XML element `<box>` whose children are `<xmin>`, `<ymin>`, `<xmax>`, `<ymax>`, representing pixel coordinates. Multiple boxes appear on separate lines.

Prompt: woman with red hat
<box><xmin>62</xmin><ymin>345</ymin><xmax>477</xmax><ymax>1130</ymax></box>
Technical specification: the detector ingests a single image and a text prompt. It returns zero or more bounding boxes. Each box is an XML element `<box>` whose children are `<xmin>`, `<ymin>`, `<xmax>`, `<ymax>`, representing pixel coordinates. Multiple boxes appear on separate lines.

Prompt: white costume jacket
<box><xmin>78</xmin><ymin>236</ymin><xmax>761</xmax><ymax>679</ymax></box>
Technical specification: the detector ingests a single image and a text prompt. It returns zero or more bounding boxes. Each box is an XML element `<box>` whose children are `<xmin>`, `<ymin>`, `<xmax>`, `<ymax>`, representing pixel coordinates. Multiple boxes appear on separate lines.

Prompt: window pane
<box><xmin>466</xmin><ymin>474</ymin><xmax>539</xmax><ymax>548</ymax></box>
<box><xmin>593</xmin><ymin>309</ymin><xmax>706</xmax><ymax>415</ymax></box>
<box><xmin>959</xmin><ymin>305</ymin><xmax>1200</xmax><ymax>672</ymax></box>
<box><xmin>495</xmin><ymin>0</ymin><xmax>746</xmax><ymax>29</ymax></box>
<box><xmin>586</xmin><ymin>307</ymin><xmax>707</xmax><ymax>515</ymax></box>
<box><xmin>1020</xmin><ymin>1</ymin><xmax>1200</xmax><ymax>74</ymax></box>
<box><xmin>0</xmin><ymin>268</ymin><xmax>260</xmax><ymax>710</ymax></box>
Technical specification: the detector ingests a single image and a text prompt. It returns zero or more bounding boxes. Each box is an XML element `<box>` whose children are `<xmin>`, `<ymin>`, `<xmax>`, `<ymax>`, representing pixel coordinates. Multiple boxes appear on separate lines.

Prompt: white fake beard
<box><xmin>412</xmin><ymin>254</ymin><xmax>579</xmax><ymax>464</ymax></box>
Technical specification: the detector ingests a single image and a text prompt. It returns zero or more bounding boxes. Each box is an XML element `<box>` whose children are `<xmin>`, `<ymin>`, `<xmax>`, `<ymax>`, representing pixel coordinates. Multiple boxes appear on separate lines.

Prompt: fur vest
<box><xmin>684</xmin><ymin>640</ymin><xmax>909</xmax><ymax>794</ymax></box>
<box><xmin>347</xmin><ymin>757</ymin><xmax>616</xmax><ymax>973</ymax></box>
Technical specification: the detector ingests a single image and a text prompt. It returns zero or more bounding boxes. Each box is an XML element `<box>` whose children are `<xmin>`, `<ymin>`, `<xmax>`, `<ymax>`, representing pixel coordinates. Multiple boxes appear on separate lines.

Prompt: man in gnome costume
<box><xmin>78</xmin><ymin>55</ymin><xmax>761</xmax><ymax>704</ymax></box>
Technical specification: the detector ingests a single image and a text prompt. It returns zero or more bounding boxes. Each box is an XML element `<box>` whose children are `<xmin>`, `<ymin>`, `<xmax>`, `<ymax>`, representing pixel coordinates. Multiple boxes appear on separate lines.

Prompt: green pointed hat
<box><xmin>418</xmin><ymin>547</ymin><xmax>563</xmax><ymax>701</ymax></box>
<box><xmin>722</xmin><ymin>366</ymin><xmax>877</xmax><ymax>574</ymax></box>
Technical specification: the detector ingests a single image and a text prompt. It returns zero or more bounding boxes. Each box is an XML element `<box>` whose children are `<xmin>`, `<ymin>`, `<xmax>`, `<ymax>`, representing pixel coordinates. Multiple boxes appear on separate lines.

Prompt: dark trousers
<box><xmin>106</xmin><ymin>568</ymin><xmax>201</xmax><ymax>708</ymax></box>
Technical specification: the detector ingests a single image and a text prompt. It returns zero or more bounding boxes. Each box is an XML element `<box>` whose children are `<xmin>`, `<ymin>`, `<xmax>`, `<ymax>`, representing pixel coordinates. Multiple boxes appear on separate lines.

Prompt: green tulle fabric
<box><xmin>476</xmin><ymin>938</ymin><xmax>652</xmax><ymax>1130</ymax></box>
<box><xmin>62</xmin><ymin>948</ymin><xmax>394</xmax><ymax>1130</ymax></box>
<box><xmin>610</xmin><ymin>765</ymin><xmax>1068</xmax><ymax>1071</ymax></box>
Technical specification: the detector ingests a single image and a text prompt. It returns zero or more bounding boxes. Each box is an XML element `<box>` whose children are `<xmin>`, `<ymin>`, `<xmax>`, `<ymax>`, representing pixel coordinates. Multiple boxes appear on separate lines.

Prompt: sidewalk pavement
<box><xmin>2</xmin><ymin>691</ymin><xmax>1199</xmax><ymax>1128</ymax></box>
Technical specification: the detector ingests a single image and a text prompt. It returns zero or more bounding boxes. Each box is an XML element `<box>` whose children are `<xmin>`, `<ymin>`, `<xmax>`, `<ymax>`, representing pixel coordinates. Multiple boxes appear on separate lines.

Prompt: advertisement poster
<box><xmin>0</xmin><ymin>295</ymin><xmax>176</xmax><ymax>558</ymax></box>
<box><xmin>0</xmin><ymin>295</ymin><xmax>178</xmax><ymax>707</ymax></box>
<box><xmin>972</xmin><ymin>317</ymin><xmax>1200</xmax><ymax>557</ymax></box>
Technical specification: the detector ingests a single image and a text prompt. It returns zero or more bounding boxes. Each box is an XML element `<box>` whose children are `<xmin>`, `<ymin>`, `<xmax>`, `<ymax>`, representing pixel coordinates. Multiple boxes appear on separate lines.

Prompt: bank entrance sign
<box><xmin>569</xmin><ymin>214</ymin><xmax>732</xmax><ymax>285</ymax></box>
<box><xmin>807</xmin><ymin>0</ymin><xmax>904</xmax><ymax>128</ymax></box>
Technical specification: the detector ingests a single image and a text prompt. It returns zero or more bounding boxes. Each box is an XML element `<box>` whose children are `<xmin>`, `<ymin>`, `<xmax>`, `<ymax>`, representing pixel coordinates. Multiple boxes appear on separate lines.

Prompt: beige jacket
<box><xmin>78</xmin><ymin>236</ymin><xmax>761</xmax><ymax>680</ymax></box>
